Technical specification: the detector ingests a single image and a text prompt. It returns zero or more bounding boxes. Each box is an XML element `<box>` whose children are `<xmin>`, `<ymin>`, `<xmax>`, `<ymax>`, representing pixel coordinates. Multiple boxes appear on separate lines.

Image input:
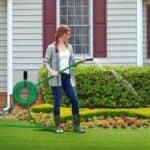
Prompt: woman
<box><xmin>43</xmin><ymin>25</ymin><xmax>85</xmax><ymax>133</ymax></box>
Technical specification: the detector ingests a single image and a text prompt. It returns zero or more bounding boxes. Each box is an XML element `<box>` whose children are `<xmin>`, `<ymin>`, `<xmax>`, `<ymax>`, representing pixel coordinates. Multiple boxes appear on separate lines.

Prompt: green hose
<box><xmin>13</xmin><ymin>59</ymin><xmax>88</xmax><ymax>106</ymax></box>
<box><xmin>13</xmin><ymin>81</ymin><xmax>38</xmax><ymax>106</ymax></box>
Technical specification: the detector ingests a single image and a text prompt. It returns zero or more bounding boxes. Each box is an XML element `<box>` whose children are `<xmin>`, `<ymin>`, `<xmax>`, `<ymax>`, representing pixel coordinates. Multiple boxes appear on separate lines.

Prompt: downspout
<box><xmin>3</xmin><ymin>0</ymin><xmax>13</xmax><ymax>112</ymax></box>
<box><xmin>137</xmin><ymin>0</ymin><xmax>143</xmax><ymax>66</ymax></box>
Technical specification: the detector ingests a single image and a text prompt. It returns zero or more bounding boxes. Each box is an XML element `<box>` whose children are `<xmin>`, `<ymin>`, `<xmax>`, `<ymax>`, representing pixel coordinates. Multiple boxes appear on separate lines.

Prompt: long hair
<box><xmin>55</xmin><ymin>25</ymin><xmax>71</xmax><ymax>52</ymax></box>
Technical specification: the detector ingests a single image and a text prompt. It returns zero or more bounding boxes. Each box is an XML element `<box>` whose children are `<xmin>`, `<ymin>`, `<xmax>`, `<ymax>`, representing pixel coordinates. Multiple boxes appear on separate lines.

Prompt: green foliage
<box><xmin>38</xmin><ymin>67</ymin><xmax>53</xmax><ymax>104</ymax></box>
<box><xmin>38</xmin><ymin>65</ymin><xmax>150</xmax><ymax>108</ymax></box>
<box><xmin>31</xmin><ymin>104</ymin><xmax>53</xmax><ymax>113</ymax></box>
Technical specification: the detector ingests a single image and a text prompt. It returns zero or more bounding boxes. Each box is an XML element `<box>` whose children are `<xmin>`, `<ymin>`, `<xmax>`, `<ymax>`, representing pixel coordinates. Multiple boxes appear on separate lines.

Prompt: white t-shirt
<box><xmin>59</xmin><ymin>49</ymin><xmax>70</xmax><ymax>74</ymax></box>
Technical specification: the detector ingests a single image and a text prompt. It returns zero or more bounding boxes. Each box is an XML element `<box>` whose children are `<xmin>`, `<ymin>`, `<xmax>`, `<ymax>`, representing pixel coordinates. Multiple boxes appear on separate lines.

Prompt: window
<box><xmin>57</xmin><ymin>0</ymin><xmax>93</xmax><ymax>58</ymax></box>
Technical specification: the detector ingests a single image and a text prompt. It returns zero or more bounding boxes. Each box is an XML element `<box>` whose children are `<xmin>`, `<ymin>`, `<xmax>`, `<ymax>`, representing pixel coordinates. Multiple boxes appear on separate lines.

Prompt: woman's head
<box><xmin>55</xmin><ymin>25</ymin><xmax>71</xmax><ymax>45</ymax></box>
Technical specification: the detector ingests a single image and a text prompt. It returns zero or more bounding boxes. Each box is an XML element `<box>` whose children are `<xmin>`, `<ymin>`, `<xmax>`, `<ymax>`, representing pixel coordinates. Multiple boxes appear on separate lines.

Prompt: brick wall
<box><xmin>11</xmin><ymin>91</ymin><xmax>44</xmax><ymax>114</ymax></box>
<box><xmin>0</xmin><ymin>92</ymin><xmax>7</xmax><ymax>111</ymax></box>
<box><xmin>0</xmin><ymin>91</ymin><xmax>44</xmax><ymax>113</ymax></box>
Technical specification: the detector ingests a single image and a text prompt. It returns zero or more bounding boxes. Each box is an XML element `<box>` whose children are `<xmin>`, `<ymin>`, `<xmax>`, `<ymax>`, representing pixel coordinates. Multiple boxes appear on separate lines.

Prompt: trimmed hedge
<box><xmin>38</xmin><ymin>65</ymin><xmax>150</xmax><ymax>108</ymax></box>
<box><xmin>31</xmin><ymin>104</ymin><xmax>150</xmax><ymax>120</ymax></box>
<box><xmin>31</xmin><ymin>104</ymin><xmax>53</xmax><ymax>113</ymax></box>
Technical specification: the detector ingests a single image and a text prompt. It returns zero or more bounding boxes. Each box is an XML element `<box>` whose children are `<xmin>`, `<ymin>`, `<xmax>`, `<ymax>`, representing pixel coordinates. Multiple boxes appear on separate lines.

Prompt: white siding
<box><xmin>13</xmin><ymin>0</ymin><xmax>43</xmax><ymax>85</ymax></box>
<box><xmin>0</xmin><ymin>0</ymin><xmax>7</xmax><ymax>92</ymax></box>
<box><xmin>143</xmin><ymin>1</ymin><xmax>150</xmax><ymax>65</ymax></box>
<box><xmin>11</xmin><ymin>0</ymin><xmax>148</xmax><ymax>88</ymax></box>
<box><xmin>94</xmin><ymin>0</ymin><xmax>137</xmax><ymax>65</ymax></box>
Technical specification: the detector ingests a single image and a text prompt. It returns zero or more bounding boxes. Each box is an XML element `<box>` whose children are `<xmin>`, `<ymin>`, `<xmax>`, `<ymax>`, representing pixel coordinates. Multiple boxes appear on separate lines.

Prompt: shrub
<box><xmin>38</xmin><ymin>65</ymin><xmax>150</xmax><ymax>108</ymax></box>
<box><xmin>31</xmin><ymin>104</ymin><xmax>150</xmax><ymax>120</ymax></box>
<box><xmin>31</xmin><ymin>104</ymin><xmax>53</xmax><ymax>113</ymax></box>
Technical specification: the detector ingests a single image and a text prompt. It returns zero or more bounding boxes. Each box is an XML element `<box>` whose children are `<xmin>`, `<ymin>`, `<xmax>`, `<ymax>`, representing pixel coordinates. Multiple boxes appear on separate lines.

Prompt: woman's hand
<box><xmin>44</xmin><ymin>64</ymin><xmax>59</xmax><ymax>76</ymax></box>
<box><xmin>50</xmin><ymin>69</ymin><xmax>59</xmax><ymax>76</ymax></box>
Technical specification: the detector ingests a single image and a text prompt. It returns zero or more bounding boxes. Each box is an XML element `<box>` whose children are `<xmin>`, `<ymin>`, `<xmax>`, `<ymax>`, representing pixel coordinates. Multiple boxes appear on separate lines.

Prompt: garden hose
<box><xmin>13</xmin><ymin>59</ymin><xmax>91</xmax><ymax>106</ymax></box>
<box><xmin>13</xmin><ymin>81</ymin><xmax>38</xmax><ymax>106</ymax></box>
<box><xmin>0</xmin><ymin>59</ymin><xmax>91</xmax><ymax>131</ymax></box>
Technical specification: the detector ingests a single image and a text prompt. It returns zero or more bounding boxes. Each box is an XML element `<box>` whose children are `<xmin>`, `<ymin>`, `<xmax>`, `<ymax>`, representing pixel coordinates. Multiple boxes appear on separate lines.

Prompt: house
<box><xmin>0</xmin><ymin>0</ymin><xmax>150</xmax><ymax>112</ymax></box>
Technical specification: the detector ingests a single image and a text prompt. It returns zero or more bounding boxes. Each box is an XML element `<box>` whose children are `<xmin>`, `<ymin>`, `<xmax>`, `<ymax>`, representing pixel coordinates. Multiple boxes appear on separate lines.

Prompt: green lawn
<box><xmin>0</xmin><ymin>118</ymin><xmax>150</xmax><ymax>150</ymax></box>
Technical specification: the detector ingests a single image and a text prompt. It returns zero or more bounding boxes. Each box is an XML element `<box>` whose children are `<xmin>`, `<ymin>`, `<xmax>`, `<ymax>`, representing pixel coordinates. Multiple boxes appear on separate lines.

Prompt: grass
<box><xmin>0</xmin><ymin>118</ymin><xmax>150</xmax><ymax>150</ymax></box>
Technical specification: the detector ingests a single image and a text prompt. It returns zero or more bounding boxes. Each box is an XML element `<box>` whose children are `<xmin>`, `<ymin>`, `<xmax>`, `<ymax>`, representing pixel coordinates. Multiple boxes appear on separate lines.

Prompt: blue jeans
<box><xmin>51</xmin><ymin>73</ymin><xmax>79</xmax><ymax>116</ymax></box>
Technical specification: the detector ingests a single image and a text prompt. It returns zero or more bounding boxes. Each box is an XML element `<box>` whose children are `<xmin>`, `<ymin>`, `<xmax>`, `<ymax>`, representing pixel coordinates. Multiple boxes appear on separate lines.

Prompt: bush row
<box><xmin>31</xmin><ymin>104</ymin><xmax>150</xmax><ymax>120</ymax></box>
<box><xmin>38</xmin><ymin>65</ymin><xmax>150</xmax><ymax>108</ymax></box>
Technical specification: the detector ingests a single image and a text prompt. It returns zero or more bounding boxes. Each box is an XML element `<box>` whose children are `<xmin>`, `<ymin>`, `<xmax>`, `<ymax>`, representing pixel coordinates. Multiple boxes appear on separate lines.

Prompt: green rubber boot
<box><xmin>54</xmin><ymin>115</ymin><xmax>63</xmax><ymax>133</ymax></box>
<box><xmin>72</xmin><ymin>114</ymin><xmax>85</xmax><ymax>133</ymax></box>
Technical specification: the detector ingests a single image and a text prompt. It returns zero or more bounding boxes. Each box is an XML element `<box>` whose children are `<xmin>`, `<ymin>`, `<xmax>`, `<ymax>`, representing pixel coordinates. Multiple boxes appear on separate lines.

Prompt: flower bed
<box><xmin>16</xmin><ymin>105</ymin><xmax>150</xmax><ymax>130</ymax></box>
<box><xmin>16</xmin><ymin>111</ymin><xmax>150</xmax><ymax>129</ymax></box>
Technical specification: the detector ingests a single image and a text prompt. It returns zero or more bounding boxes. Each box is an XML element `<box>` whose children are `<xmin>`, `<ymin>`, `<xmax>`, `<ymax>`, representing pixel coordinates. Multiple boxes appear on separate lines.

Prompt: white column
<box><xmin>4</xmin><ymin>0</ymin><xmax>13</xmax><ymax>111</ymax></box>
<box><xmin>137</xmin><ymin>0</ymin><xmax>143</xmax><ymax>66</ymax></box>
<box><xmin>56</xmin><ymin>0</ymin><xmax>60</xmax><ymax>27</ymax></box>
<box><xmin>89</xmin><ymin>0</ymin><xmax>93</xmax><ymax>58</ymax></box>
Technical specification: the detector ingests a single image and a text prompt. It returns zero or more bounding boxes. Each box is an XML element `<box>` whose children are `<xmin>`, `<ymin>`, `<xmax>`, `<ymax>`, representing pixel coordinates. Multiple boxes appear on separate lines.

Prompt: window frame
<box><xmin>56</xmin><ymin>0</ymin><xmax>93</xmax><ymax>59</ymax></box>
